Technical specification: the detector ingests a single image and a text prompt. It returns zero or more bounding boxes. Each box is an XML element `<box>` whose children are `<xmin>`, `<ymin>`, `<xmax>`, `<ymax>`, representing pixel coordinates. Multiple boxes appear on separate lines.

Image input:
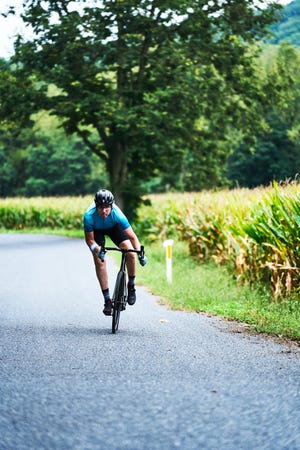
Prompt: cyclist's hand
<box><xmin>139</xmin><ymin>254</ymin><xmax>148</xmax><ymax>266</ymax></box>
<box><xmin>98</xmin><ymin>249</ymin><xmax>106</xmax><ymax>262</ymax></box>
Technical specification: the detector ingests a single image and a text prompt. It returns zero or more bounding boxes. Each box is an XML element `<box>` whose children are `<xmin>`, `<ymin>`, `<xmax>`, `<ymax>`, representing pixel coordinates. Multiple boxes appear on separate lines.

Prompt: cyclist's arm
<box><xmin>84</xmin><ymin>230</ymin><xmax>100</xmax><ymax>254</ymax></box>
<box><xmin>123</xmin><ymin>226</ymin><xmax>141</xmax><ymax>250</ymax></box>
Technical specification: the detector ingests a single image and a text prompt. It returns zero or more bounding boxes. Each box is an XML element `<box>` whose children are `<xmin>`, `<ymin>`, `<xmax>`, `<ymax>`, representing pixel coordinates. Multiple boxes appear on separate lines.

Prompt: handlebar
<box><xmin>98</xmin><ymin>244</ymin><xmax>145</xmax><ymax>262</ymax></box>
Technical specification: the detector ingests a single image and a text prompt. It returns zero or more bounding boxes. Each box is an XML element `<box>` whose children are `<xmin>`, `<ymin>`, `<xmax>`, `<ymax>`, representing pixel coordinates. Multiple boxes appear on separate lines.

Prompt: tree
<box><xmin>0</xmin><ymin>57</ymin><xmax>43</xmax><ymax>196</ymax></box>
<box><xmin>3</xmin><ymin>0</ymin><xmax>281</xmax><ymax>214</ymax></box>
<box><xmin>0</xmin><ymin>62</ymin><xmax>108</xmax><ymax>197</ymax></box>
<box><xmin>226</xmin><ymin>43</ymin><xmax>300</xmax><ymax>187</ymax></box>
<box><xmin>21</xmin><ymin>138</ymin><xmax>98</xmax><ymax>196</ymax></box>
<box><xmin>22</xmin><ymin>109</ymin><xmax>109</xmax><ymax>196</ymax></box>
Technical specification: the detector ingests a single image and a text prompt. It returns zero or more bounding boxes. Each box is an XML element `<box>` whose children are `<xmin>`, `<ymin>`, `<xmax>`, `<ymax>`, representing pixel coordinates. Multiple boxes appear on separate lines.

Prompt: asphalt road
<box><xmin>0</xmin><ymin>234</ymin><xmax>299</xmax><ymax>450</ymax></box>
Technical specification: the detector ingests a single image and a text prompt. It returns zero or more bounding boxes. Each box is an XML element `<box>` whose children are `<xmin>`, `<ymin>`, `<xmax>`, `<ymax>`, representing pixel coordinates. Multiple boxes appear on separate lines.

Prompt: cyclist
<box><xmin>84</xmin><ymin>189</ymin><xmax>147</xmax><ymax>316</ymax></box>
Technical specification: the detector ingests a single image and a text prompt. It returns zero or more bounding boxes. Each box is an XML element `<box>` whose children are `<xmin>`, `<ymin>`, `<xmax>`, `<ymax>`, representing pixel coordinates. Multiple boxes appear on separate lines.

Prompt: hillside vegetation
<box><xmin>270</xmin><ymin>0</ymin><xmax>300</xmax><ymax>46</ymax></box>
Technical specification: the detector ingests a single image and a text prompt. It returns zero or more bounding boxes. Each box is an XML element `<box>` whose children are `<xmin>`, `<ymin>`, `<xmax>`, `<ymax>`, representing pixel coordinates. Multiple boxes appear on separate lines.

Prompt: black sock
<box><xmin>128</xmin><ymin>276</ymin><xmax>135</xmax><ymax>287</ymax></box>
<box><xmin>102</xmin><ymin>288</ymin><xmax>110</xmax><ymax>301</ymax></box>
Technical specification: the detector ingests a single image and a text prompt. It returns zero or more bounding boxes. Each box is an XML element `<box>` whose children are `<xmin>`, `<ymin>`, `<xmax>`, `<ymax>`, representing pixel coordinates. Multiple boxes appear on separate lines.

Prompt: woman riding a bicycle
<box><xmin>83</xmin><ymin>189</ymin><xmax>146</xmax><ymax>316</ymax></box>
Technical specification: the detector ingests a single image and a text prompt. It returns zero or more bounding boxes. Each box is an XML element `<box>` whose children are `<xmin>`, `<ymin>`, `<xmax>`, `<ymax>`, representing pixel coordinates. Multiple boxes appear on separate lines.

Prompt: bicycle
<box><xmin>98</xmin><ymin>243</ymin><xmax>145</xmax><ymax>334</ymax></box>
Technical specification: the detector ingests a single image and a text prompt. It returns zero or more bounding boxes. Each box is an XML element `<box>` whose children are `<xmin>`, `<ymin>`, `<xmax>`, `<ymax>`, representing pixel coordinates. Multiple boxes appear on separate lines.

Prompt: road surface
<box><xmin>0</xmin><ymin>234</ymin><xmax>299</xmax><ymax>450</ymax></box>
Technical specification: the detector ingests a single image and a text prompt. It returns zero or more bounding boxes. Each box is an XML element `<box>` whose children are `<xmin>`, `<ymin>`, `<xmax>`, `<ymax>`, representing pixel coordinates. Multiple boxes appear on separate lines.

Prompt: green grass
<box><xmin>1</xmin><ymin>228</ymin><xmax>299</xmax><ymax>342</ymax></box>
<box><xmin>136</xmin><ymin>241</ymin><xmax>300</xmax><ymax>342</ymax></box>
<box><xmin>0</xmin><ymin>227</ymin><xmax>84</xmax><ymax>238</ymax></box>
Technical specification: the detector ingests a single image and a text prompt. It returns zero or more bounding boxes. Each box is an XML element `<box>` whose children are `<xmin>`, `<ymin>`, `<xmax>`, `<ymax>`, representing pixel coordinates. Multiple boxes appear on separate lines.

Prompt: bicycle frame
<box><xmin>99</xmin><ymin>244</ymin><xmax>144</xmax><ymax>333</ymax></box>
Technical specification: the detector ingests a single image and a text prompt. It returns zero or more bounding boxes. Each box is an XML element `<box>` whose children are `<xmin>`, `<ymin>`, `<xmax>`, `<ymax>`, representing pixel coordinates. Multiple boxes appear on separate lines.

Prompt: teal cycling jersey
<box><xmin>83</xmin><ymin>203</ymin><xmax>130</xmax><ymax>232</ymax></box>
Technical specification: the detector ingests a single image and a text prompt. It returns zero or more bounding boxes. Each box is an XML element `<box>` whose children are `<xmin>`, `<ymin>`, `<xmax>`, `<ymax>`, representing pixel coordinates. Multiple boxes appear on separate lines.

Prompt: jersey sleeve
<box><xmin>83</xmin><ymin>212</ymin><xmax>94</xmax><ymax>232</ymax></box>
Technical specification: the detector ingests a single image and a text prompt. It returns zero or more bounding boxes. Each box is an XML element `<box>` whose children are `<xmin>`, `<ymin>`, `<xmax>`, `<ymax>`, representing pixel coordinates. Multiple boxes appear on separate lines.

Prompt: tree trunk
<box><xmin>107</xmin><ymin>140</ymin><xmax>128</xmax><ymax>211</ymax></box>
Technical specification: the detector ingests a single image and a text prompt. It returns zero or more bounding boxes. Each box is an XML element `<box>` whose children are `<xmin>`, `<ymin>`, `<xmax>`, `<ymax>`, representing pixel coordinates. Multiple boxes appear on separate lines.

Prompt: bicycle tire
<box><xmin>112</xmin><ymin>270</ymin><xmax>126</xmax><ymax>334</ymax></box>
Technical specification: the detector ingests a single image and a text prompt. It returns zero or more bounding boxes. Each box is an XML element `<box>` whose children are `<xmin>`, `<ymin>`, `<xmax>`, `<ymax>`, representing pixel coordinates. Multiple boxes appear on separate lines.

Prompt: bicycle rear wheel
<box><xmin>112</xmin><ymin>270</ymin><xmax>126</xmax><ymax>334</ymax></box>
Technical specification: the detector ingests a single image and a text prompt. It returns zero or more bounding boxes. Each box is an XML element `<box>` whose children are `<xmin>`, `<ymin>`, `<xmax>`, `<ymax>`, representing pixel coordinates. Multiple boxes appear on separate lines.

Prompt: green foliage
<box><xmin>1</xmin><ymin>0</ymin><xmax>281</xmax><ymax>213</ymax></box>
<box><xmin>136</xmin><ymin>184</ymin><xmax>300</xmax><ymax>300</ymax></box>
<box><xmin>227</xmin><ymin>114</ymin><xmax>300</xmax><ymax>187</ymax></box>
<box><xmin>22</xmin><ymin>140</ymin><xmax>92</xmax><ymax>196</ymax></box>
<box><xmin>269</xmin><ymin>0</ymin><xmax>300</xmax><ymax>46</ymax></box>
<box><xmin>226</xmin><ymin>43</ymin><xmax>300</xmax><ymax>188</ymax></box>
<box><xmin>0</xmin><ymin>58</ymin><xmax>43</xmax><ymax>130</ymax></box>
<box><xmin>0</xmin><ymin>104</ymin><xmax>108</xmax><ymax>197</ymax></box>
<box><xmin>0</xmin><ymin>126</ymin><xmax>37</xmax><ymax>196</ymax></box>
<box><xmin>0</xmin><ymin>147</ymin><xmax>17</xmax><ymax>196</ymax></box>
<box><xmin>135</xmin><ymin>194</ymin><xmax>184</xmax><ymax>242</ymax></box>
<box><xmin>0</xmin><ymin>197</ymin><xmax>87</xmax><ymax>229</ymax></box>
<box><xmin>238</xmin><ymin>185</ymin><xmax>300</xmax><ymax>298</ymax></box>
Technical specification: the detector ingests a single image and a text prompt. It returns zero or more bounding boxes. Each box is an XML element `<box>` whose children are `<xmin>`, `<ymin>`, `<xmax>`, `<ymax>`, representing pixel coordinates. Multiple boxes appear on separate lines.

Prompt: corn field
<box><xmin>0</xmin><ymin>196</ymin><xmax>88</xmax><ymax>230</ymax></box>
<box><xmin>137</xmin><ymin>183</ymin><xmax>300</xmax><ymax>300</ymax></box>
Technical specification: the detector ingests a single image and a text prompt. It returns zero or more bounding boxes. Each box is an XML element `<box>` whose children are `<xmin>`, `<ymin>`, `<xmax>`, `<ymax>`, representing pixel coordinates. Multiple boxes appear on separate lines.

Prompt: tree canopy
<box><xmin>1</xmin><ymin>0</ymin><xmax>282</xmax><ymax>213</ymax></box>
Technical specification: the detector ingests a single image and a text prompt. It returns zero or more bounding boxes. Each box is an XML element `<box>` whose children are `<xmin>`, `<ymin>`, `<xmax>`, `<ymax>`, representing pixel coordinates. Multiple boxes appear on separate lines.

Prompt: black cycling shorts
<box><xmin>94</xmin><ymin>224</ymin><xmax>128</xmax><ymax>247</ymax></box>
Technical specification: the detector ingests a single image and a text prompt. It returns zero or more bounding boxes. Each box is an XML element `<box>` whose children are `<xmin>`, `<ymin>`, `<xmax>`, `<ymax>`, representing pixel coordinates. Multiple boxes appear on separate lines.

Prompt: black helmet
<box><xmin>94</xmin><ymin>189</ymin><xmax>114</xmax><ymax>207</ymax></box>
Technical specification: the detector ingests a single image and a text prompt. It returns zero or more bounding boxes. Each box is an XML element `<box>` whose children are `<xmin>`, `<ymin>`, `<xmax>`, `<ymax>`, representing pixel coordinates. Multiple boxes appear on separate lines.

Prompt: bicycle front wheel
<box><xmin>112</xmin><ymin>270</ymin><xmax>126</xmax><ymax>334</ymax></box>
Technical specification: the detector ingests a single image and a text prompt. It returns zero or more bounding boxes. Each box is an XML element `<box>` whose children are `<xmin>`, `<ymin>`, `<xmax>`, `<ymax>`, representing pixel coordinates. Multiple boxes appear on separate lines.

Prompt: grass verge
<box><xmin>0</xmin><ymin>227</ymin><xmax>83</xmax><ymax>239</ymax></box>
<box><xmin>136</xmin><ymin>241</ymin><xmax>300</xmax><ymax>342</ymax></box>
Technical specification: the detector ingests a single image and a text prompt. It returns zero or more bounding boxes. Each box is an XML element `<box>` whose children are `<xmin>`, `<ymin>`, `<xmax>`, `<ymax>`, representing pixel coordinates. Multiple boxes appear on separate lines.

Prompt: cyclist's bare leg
<box><xmin>119</xmin><ymin>239</ymin><xmax>136</xmax><ymax>277</ymax></box>
<box><xmin>119</xmin><ymin>239</ymin><xmax>137</xmax><ymax>305</ymax></box>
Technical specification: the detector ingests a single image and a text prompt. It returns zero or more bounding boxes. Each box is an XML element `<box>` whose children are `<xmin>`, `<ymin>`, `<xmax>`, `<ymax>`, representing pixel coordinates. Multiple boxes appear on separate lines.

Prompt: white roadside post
<box><xmin>163</xmin><ymin>239</ymin><xmax>174</xmax><ymax>284</ymax></box>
